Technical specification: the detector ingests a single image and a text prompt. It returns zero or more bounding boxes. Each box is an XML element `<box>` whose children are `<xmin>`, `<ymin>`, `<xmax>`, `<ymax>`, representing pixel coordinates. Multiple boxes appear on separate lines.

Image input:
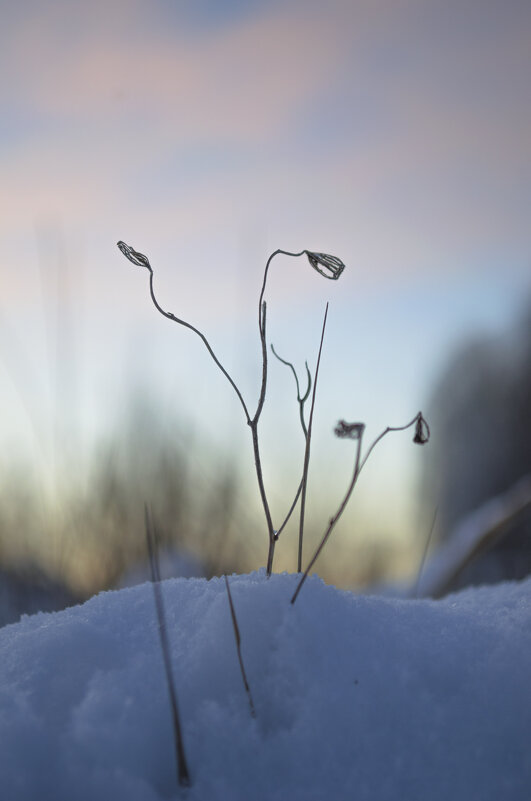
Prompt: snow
<box><xmin>0</xmin><ymin>570</ymin><xmax>529</xmax><ymax>800</ymax></box>
<box><xmin>117</xmin><ymin>547</ymin><xmax>206</xmax><ymax>588</ymax></box>
<box><xmin>415</xmin><ymin>476</ymin><xmax>531</xmax><ymax>598</ymax></box>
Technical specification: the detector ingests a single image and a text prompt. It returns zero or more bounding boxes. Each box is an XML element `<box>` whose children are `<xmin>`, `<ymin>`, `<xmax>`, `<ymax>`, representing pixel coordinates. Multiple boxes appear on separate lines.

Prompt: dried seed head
<box><xmin>334</xmin><ymin>420</ymin><xmax>365</xmax><ymax>440</ymax></box>
<box><xmin>413</xmin><ymin>413</ymin><xmax>430</xmax><ymax>445</ymax></box>
<box><xmin>117</xmin><ymin>241</ymin><xmax>151</xmax><ymax>270</ymax></box>
<box><xmin>305</xmin><ymin>251</ymin><xmax>345</xmax><ymax>280</ymax></box>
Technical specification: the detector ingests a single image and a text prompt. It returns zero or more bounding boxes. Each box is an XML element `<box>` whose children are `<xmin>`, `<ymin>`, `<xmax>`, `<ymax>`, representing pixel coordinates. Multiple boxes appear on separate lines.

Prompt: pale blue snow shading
<box><xmin>0</xmin><ymin>571</ymin><xmax>529</xmax><ymax>800</ymax></box>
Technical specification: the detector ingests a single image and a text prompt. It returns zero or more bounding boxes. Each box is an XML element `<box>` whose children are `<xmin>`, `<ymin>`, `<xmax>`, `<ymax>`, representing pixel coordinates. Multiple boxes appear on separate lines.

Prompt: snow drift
<box><xmin>0</xmin><ymin>571</ymin><xmax>529</xmax><ymax>800</ymax></box>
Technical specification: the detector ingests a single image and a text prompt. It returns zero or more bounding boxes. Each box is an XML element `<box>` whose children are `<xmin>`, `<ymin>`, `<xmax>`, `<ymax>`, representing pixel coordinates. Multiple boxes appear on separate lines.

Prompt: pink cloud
<box><xmin>3</xmin><ymin>0</ymin><xmax>349</xmax><ymax>144</ymax></box>
<box><xmin>1</xmin><ymin>0</ymin><xmax>529</xmax><ymax>303</ymax></box>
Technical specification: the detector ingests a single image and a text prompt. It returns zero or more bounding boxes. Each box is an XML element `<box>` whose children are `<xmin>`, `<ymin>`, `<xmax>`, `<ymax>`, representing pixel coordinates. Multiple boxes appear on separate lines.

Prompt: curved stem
<box><xmin>146</xmin><ymin>269</ymin><xmax>251</xmax><ymax>423</ymax></box>
<box><xmin>292</xmin><ymin>431</ymin><xmax>363</xmax><ymax>604</ymax></box>
<box><xmin>275</xmin><ymin>480</ymin><xmax>303</xmax><ymax>540</ymax></box>
<box><xmin>356</xmin><ymin>413</ymin><xmax>423</xmax><ymax>476</ymax></box>
<box><xmin>253</xmin><ymin>249</ymin><xmax>307</xmax><ymax>575</ymax></box>
<box><xmin>257</xmin><ymin>249</ymin><xmax>305</xmax><ymax>337</ymax></box>
<box><xmin>291</xmin><ymin>412</ymin><xmax>426</xmax><ymax>604</ymax></box>
<box><xmin>254</xmin><ymin>249</ymin><xmax>305</xmax><ymax>423</ymax></box>
<box><xmin>253</xmin><ymin>301</ymin><xmax>269</xmax><ymax>424</ymax></box>
<box><xmin>271</xmin><ymin>343</ymin><xmax>312</xmax><ymax>439</ymax></box>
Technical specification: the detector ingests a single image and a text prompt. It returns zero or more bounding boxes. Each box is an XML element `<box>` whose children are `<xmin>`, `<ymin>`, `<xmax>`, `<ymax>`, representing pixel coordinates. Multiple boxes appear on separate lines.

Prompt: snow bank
<box><xmin>0</xmin><ymin>571</ymin><xmax>529</xmax><ymax>800</ymax></box>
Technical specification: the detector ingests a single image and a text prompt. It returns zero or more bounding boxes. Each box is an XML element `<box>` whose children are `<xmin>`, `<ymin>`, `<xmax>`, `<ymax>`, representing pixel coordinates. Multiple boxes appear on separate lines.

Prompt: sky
<box><xmin>1</xmin><ymin>0</ymin><xmax>530</xmax><ymax>578</ymax></box>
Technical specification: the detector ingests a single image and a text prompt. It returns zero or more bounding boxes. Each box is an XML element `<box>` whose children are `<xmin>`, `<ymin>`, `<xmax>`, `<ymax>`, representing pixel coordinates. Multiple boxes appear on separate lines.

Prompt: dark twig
<box><xmin>145</xmin><ymin>504</ymin><xmax>191</xmax><ymax>788</ymax></box>
<box><xmin>224</xmin><ymin>576</ymin><xmax>256</xmax><ymax>718</ymax></box>
<box><xmin>118</xmin><ymin>241</ymin><xmax>250</xmax><ymax>423</ymax></box>
<box><xmin>271</xmin><ymin>343</ymin><xmax>312</xmax><ymax>438</ymax></box>
<box><xmin>291</xmin><ymin>412</ymin><xmax>429</xmax><ymax>603</ymax></box>
<box><xmin>274</xmin><ymin>480</ymin><xmax>303</xmax><ymax>541</ymax></box>
<box><xmin>267</xmin><ymin>343</ymin><xmax>311</xmax><ymax>546</ymax></box>
<box><xmin>256</xmin><ymin>251</ymin><xmax>303</xmax><ymax>575</ymax></box>
<box><xmin>257</xmin><ymin>251</ymin><xmax>344</xmax><ymax>576</ymax></box>
<box><xmin>357</xmin><ymin>413</ymin><xmax>430</xmax><ymax>477</ymax></box>
<box><xmin>297</xmin><ymin>304</ymin><xmax>329</xmax><ymax>572</ymax></box>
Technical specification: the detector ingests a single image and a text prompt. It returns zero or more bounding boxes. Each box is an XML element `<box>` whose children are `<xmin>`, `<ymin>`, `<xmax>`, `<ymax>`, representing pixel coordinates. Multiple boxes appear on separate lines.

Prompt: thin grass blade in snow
<box><xmin>145</xmin><ymin>504</ymin><xmax>191</xmax><ymax>788</ymax></box>
<box><xmin>224</xmin><ymin>575</ymin><xmax>256</xmax><ymax>718</ymax></box>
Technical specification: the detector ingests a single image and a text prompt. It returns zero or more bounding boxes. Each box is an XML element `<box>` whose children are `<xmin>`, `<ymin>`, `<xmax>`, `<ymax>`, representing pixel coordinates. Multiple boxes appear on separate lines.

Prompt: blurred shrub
<box><xmin>0</xmin><ymin>396</ymin><xmax>260</xmax><ymax>603</ymax></box>
<box><xmin>422</xmin><ymin>299</ymin><xmax>531</xmax><ymax>587</ymax></box>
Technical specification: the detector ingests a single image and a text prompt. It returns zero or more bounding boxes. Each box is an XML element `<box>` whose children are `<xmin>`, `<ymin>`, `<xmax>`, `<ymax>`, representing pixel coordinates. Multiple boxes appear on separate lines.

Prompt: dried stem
<box><xmin>267</xmin><ymin>343</ymin><xmax>311</xmax><ymax>547</ymax></box>
<box><xmin>274</xmin><ymin>480</ymin><xmax>303</xmax><ymax>541</ymax></box>
<box><xmin>271</xmin><ymin>343</ymin><xmax>312</xmax><ymax>438</ymax></box>
<box><xmin>255</xmin><ymin>250</ymin><xmax>307</xmax><ymax>575</ymax></box>
<box><xmin>119</xmin><ymin>242</ymin><xmax>344</xmax><ymax>577</ymax></box>
<box><xmin>145</xmin><ymin>504</ymin><xmax>191</xmax><ymax>788</ymax></box>
<box><xmin>297</xmin><ymin>303</ymin><xmax>329</xmax><ymax>572</ymax></box>
<box><xmin>117</xmin><ymin>242</ymin><xmax>250</xmax><ymax>423</ymax></box>
<box><xmin>291</xmin><ymin>412</ymin><xmax>429</xmax><ymax>604</ymax></box>
<box><xmin>224</xmin><ymin>576</ymin><xmax>256</xmax><ymax>718</ymax></box>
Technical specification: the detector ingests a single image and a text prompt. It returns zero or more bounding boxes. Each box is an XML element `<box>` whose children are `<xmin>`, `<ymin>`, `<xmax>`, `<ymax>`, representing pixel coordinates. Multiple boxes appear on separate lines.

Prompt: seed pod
<box><xmin>305</xmin><ymin>251</ymin><xmax>345</xmax><ymax>280</ymax></box>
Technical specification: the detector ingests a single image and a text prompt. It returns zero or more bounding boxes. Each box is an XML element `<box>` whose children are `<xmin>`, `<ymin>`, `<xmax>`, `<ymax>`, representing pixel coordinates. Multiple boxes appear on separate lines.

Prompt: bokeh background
<box><xmin>1</xmin><ymin>0</ymin><xmax>530</xmax><ymax>616</ymax></box>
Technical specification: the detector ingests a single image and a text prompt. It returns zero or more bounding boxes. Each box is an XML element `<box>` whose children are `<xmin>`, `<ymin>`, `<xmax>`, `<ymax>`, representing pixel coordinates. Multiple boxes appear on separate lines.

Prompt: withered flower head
<box><xmin>334</xmin><ymin>420</ymin><xmax>365</xmax><ymax>440</ymax></box>
<box><xmin>413</xmin><ymin>413</ymin><xmax>430</xmax><ymax>445</ymax></box>
<box><xmin>117</xmin><ymin>241</ymin><xmax>151</xmax><ymax>270</ymax></box>
<box><xmin>305</xmin><ymin>251</ymin><xmax>345</xmax><ymax>280</ymax></box>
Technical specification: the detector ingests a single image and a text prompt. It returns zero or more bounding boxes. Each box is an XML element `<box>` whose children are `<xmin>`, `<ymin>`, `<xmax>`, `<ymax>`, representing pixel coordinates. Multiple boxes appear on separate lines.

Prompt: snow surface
<box><xmin>0</xmin><ymin>571</ymin><xmax>529</xmax><ymax>801</ymax></box>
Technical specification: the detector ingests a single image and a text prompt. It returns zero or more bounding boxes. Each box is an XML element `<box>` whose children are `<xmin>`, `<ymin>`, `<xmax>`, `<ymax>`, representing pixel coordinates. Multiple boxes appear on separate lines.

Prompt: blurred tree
<box><xmin>422</xmin><ymin>299</ymin><xmax>531</xmax><ymax>588</ymax></box>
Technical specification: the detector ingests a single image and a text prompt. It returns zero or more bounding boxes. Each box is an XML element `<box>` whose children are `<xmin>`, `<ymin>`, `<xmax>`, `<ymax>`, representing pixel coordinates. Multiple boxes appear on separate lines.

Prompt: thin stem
<box><xmin>224</xmin><ymin>576</ymin><xmax>256</xmax><ymax>718</ymax></box>
<box><xmin>145</xmin><ymin>270</ymin><xmax>251</xmax><ymax>423</ymax></box>
<box><xmin>245</xmin><ymin>299</ymin><xmax>276</xmax><ymax>574</ymax></box>
<box><xmin>254</xmin><ymin>249</ymin><xmax>305</xmax><ymax>424</ymax></box>
<box><xmin>253</xmin><ymin>249</ymin><xmax>309</xmax><ymax>575</ymax></box>
<box><xmin>145</xmin><ymin>505</ymin><xmax>191</xmax><ymax>788</ymax></box>
<box><xmin>252</xmin><ymin>417</ymin><xmax>276</xmax><ymax>575</ymax></box>
<box><xmin>257</xmin><ymin>249</ymin><xmax>305</xmax><ymax>340</ymax></box>
<box><xmin>291</xmin><ymin>412</ymin><xmax>427</xmax><ymax>604</ymax></box>
<box><xmin>271</xmin><ymin>343</ymin><xmax>312</xmax><ymax>438</ymax></box>
<box><xmin>253</xmin><ymin>301</ymin><xmax>269</xmax><ymax>424</ymax></box>
<box><xmin>275</xmin><ymin>480</ymin><xmax>303</xmax><ymax>541</ymax></box>
<box><xmin>357</xmin><ymin>413</ymin><xmax>425</xmax><ymax>476</ymax></box>
<box><xmin>292</xmin><ymin>431</ymin><xmax>363</xmax><ymax>604</ymax></box>
<box><xmin>267</xmin><ymin>345</ymin><xmax>311</xmax><ymax>545</ymax></box>
<box><xmin>297</xmin><ymin>303</ymin><xmax>329</xmax><ymax>573</ymax></box>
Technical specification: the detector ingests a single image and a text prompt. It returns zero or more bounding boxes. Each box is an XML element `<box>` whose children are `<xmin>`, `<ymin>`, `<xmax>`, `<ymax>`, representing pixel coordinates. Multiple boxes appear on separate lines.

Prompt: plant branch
<box><xmin>291</xmin><ymin>412</ymin><xmax>429</xmax><ymax>603</ymax></box>
<box><xmin>297</xmin><ymin>303</ymin><xmax>329</xmax><ymax>572</ymax></box>
<box><xmin>120</xmin><ymin>242</ymin><xmax>346</xmax><ymax>579</ymax></box>
<box><xmin>357</xmin><ymin>412</ymin><xmax>430</xmax><ymax>477</ymax></box>
<box><xmin>271</xmin><ymin>343</ymin><xmax>312</xmax><ymax>438</ymax></box>
<box><xmin>292</xmin><ymin>427</ymin><xmax>363</xmax><ymax>604</ymax></box>
<box><xmin>275</xmin><ymin>480</ymin><xmax>303</xmax><ymax>541</ymax></box>
<box><xmin>117</xmin><ymin>241</ymin><xmax>251</xmax><ymax>423</ymax></box>
<box><xmin>255</xmin><ymin>249</ymin><xmax>315</xmax><ymax>575</ymax></box>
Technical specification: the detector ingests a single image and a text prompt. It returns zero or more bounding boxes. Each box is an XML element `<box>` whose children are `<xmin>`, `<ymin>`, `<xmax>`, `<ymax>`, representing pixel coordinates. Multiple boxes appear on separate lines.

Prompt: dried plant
<box><xmin>119</xmin><ymin>240</ymin><xmax>429</xmax><ymax>591</ymax></box>
<box><xmin>291</xmin><ymin>413</ymin><xmax>430</xmax><ymax>604</ymax></box>
<box><xmin>118</xmin><ymin>242</ymin><xmax>343</xmax><ymax>575</ymax></box>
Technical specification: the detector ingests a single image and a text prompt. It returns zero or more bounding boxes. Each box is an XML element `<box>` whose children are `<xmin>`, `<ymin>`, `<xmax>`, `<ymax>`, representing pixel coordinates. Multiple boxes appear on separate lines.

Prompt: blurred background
<box><xmin>1</xmin><ymin>0</ymin><xmax>530</xmax><ymax>623</ymax></box>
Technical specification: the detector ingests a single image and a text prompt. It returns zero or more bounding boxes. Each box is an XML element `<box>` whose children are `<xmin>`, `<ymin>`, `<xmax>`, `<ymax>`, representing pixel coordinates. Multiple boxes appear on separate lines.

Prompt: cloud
<box><xmin>1</xmin><ymin>0</ymin><xmax>530</xmax><ymax>290</ymax></box>
<box><xmin>2</xmin><ymin>0</ymin><xmax>347</xmax><ymax>144</ymax></box>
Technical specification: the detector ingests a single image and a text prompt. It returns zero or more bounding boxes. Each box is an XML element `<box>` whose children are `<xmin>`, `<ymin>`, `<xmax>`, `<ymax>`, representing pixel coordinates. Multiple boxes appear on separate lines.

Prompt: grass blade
<box><xmin>224</xmin><ymin>575</ymin><xmax>256</xmax><ymax>718</ymax></box>
<box><xmin>145</xmin><ymin>503</ymin><xmax>191</xmax><ymax>788</ymax></box>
